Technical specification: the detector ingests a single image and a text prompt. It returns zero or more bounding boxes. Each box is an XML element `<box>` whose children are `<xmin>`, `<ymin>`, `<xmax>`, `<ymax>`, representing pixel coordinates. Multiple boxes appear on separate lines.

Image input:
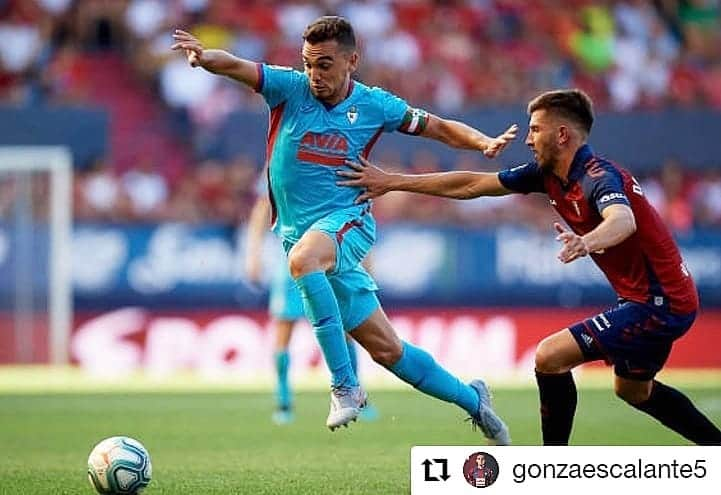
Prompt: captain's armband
<box><xmin>398</xmin><ymin>107</ymin><xmax>429</xmax><ymax>135</ymax></box>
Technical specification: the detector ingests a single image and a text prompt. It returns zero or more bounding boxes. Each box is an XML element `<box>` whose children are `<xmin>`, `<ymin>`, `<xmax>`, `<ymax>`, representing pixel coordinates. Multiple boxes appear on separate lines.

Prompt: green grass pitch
<box><xmin>1</xmin><ymin>385</ymin><xmax>720</xmax><ymax>494</ymax></box>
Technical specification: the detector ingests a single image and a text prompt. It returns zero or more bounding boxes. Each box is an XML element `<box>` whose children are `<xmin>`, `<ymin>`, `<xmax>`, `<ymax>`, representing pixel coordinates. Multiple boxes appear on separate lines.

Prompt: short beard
<box><xmin>537</xmin><ymin>142</ymin><xmax>560</xmax><ymax>170</ymax></box>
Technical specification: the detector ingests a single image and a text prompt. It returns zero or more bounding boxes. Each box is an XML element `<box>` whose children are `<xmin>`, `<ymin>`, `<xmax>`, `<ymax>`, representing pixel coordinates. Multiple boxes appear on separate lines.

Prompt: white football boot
<box><xmin>326</xmin><ymin>384</ymin><xmax>367</xmax><ymax>431</ymax></box>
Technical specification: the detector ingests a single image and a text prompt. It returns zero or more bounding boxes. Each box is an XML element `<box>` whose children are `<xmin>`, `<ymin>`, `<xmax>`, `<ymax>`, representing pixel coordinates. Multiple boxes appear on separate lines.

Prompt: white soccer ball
<box><xmin>87</xmin><ymin>436</ymin><xmax>152</xmax><ymax>494</ymax></box>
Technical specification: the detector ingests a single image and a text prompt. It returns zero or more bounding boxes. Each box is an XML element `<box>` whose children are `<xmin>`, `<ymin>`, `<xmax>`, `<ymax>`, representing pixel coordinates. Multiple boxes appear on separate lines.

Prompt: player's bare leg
<box><xmin>272</xmin><ymin>319</ymin><xmax>296</xmax><ymax>425</ymax></box>
<box><xmin>534</xmin><ymin>329</ymin><xmax>586</xmax><ymax>445</ymax></box>
<box><xmin>289</xmin><ymin>231</ymin><xmax>365</xmax><ymax>430</ymax></box>
<box><xmin>614</xmin><ymin>376</ymin><xmax>653</xmax><ymax>404</ymax></box>
<box><xmin>350</xmin><ymin>307</ymin><xmax>510</xmax><ymax>445</ymax></box>
<box><xmin>615</xmin><ymin>375</ymin><xmax>721</xmax><ymax>445</ymax></box>
<box><xmin>347</xmin><ymin>307</ymin><xmax>403</xmax><ymax>368</ymax></box>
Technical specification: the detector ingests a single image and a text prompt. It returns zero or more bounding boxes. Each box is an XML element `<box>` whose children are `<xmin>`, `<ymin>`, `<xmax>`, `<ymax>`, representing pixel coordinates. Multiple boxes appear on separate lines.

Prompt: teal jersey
<box><xmin>256</xmin><ymin>63</ymin><xmax>412</xmax><ymax>243</ymax></box>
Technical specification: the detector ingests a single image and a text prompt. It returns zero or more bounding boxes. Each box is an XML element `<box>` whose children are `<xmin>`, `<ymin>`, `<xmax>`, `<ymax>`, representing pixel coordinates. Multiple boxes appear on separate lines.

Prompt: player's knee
<box><xmin>288</xmin><ymin>246</ymin><xmax>320</xmax><ymax>279</ymax></box>
<box><xmin>614</xmin><ymin>382</ymin><xmax>652</xmax><ymax>405</ymax></box>
<box><xmin>370</xmin><ymin>342</ymin><xmax>403</xmax><ymax>368</ymax></box>
<box><xmin>535</xmin><ymin>338</ymin><xmax>565</xmax><ymax>373</ymax></box>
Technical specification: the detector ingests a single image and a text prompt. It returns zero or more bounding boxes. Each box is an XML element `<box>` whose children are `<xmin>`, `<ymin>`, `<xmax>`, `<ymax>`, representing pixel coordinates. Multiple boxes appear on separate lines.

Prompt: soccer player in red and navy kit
<box><xmin>338</xmin><ymin>89</ymin><xmax>721</xmax><ymax>445</ymax></box>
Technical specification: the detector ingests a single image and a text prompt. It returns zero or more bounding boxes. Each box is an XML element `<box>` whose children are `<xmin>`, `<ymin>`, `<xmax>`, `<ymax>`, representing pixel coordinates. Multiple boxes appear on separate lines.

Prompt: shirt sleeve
<box><xmin>257</xmin><ymin>64</ymin><xmax>306</xmax><ymax>109</ymax></box>
<box><xmin>498</xmin><ymin>162</ymin><xmax>545</xmax><ymax>194</ymax></box>
<box><xmin>370</xmin><ymin>87</ymin><xmax>416</xmax><ymax>132</ymax></box>
<box><xmin>581</xmin><ymin>161</ymin><xmax>630</xmax><ymax>213</ymax></box>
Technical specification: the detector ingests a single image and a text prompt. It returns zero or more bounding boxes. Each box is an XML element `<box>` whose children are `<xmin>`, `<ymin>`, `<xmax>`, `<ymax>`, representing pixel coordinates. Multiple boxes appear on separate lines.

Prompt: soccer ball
<box><xmin>87</xmin><ymin>436</ymin><xmax>152</xmax><ymax>494</ymax></box>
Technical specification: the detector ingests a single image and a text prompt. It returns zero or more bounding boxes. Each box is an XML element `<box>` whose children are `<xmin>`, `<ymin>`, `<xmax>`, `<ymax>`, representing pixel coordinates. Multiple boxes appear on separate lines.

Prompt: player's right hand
<box><xmin>171</xmin><ymin>29</ymin><xmax>204</xmax><ymax>67</ymax></box>
<box><xmin>337</xmin><ymin>156</ymin><xmax>391</xmax><ymax>203</ymax></box>
<box><xmin>554</xmin><ymin>222</ymin><xmax>589</xmax><ymax>263</ymax></box>
<box><xmin>484</xmin><ymin>124</ymin><xmax>518</xmax><ymax>159</ymax></box>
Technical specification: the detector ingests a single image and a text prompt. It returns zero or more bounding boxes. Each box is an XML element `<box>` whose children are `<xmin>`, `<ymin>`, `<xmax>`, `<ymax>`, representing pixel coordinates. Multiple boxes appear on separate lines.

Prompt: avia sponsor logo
<box><xmin>297</xmin><ymin>132</ymin><xmax>349</xmax><ymax>166</ymax></box>
<box><xmin>599</xmin><ymin>192</ymin><xmax>627</xmax><ymax>204</ymax></box>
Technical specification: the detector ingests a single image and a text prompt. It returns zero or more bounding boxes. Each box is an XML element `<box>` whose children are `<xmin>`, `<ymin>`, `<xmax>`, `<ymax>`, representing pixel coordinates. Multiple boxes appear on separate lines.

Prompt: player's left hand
<box><xmin>554</xmin><ymin>222</ymin><xmax>589</xmax><ymax>263</ymax></box>
<box><xmin>171</xmin><ymin>29</ymin><xmax>204</xmax><ymax>67</ymax></box>
<box><xmin>484</xmin><ymin>124</ymin><xmax>518</xmax><ymax>158</ymax></box>
<box><xmin>336</xmin><ymin>156</ymin><xmax>391</xmax><ymax>203</ymax></box>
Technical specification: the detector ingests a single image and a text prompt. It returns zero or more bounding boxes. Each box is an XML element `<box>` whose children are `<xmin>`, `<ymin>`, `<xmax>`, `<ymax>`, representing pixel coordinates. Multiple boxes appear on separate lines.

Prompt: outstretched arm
<box><xmin>171</xmin><ymin>29</ymin><xmax>260</xmax><ymax>88</ymax></box>
<box><xmin>421</xmin><ymin>115</ymin><xmax>518</xmax><ymax>159</ymax></box>
<box><xmin>555</xmin><ymin>204</ymin><xmax>637</xmax><ymax>263</ymax></box>
<box><xmin>337</xmin><ymin>156</ymin><xmax>512</xmax><ymax>203</ymax></box>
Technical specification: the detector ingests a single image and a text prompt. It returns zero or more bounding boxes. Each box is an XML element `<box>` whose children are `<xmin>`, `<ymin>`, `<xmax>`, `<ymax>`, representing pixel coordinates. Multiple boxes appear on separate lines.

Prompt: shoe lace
<box><xmin>465</xmin><ymin>416</ymin><xmax>481</xmax><ymax>432</ymax></box>
<box><xmin>331</xmin><ymin>385</ymin><xmax>352</xmax><ymax>398</ymax></box>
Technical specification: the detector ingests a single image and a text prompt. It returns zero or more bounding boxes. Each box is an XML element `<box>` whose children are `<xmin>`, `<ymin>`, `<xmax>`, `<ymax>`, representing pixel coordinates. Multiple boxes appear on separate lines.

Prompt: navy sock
<box><xmin>632</xmin><ymin>381</ymin><xmax>721</xmax><ymax>445</ymax></box>
<box><xmin>535</xmin><ymin>370</ymin><xmax>577</xmax><ymax>445</ymax></box>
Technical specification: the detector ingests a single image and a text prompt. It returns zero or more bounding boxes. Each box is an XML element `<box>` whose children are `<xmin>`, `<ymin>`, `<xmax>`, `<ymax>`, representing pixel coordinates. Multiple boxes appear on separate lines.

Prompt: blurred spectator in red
<box><xmin>699</xmin><ymin>61</ymin><xmax>721</xmax><ymax>109</ymax></box>
<box><xmin>648</xmin><ymin>159</ymin><xmax>695</xmax><ymax>234</ymax></box>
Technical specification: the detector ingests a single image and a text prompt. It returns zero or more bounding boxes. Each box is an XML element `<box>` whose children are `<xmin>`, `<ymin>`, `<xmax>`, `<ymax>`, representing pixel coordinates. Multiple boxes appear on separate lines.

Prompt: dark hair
<box><xmin>302</xmin><ymin>16</ymin><xmax>356</xmax><ymax>49</ymax></box>
<box><xmin>527</xmin><ymin>89</ymin><xmax>594</xmax><ymax>134</ymax></box>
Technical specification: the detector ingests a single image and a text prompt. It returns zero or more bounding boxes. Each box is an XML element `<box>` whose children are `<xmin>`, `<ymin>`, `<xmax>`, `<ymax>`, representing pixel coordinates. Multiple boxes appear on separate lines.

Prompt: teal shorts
<box><xmin>283</xmin><ymin>205</ymin><xmax>380</xmax><ymax>331</ymax></box>
<box><xmin>269</xmin><ymin>258</ymin><xmax>305</xmax><ymax>321</ymax></box>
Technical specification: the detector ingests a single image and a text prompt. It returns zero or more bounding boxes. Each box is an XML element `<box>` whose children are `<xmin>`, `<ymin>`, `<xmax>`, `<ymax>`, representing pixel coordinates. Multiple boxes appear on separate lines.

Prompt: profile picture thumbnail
<box><xmin>462</xmin><ymin>451</ymin><xmax>499</xmax><ymax>488</ymax></box>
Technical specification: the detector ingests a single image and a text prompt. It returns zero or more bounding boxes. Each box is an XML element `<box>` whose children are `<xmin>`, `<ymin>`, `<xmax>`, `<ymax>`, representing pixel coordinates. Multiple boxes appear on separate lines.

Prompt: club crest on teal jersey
<box><xmin>347</xmin><ymin>106</ymin><xmax>358</xmax><ymax>125</ymax></box>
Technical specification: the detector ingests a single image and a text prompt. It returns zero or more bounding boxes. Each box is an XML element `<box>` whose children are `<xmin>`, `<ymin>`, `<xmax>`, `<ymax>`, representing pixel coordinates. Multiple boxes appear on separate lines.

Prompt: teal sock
<box><xmin>296</xmin><ymin>271</ymin><xmax>357</xmax><ymax>387</ymax></box>
<box><xmin>347</xmin><ymin>339</ymin><xmax>359</xmax><ymax>377</ymax></box>
<box><xmin>275</xmin><ymin>350</ymin><xmax>291</xmax><ymax>409</ymax></box>
<box><xmin>389</xmin><ymin>341</ymin><xmax>479</xmax><ymax>415</ymax></box>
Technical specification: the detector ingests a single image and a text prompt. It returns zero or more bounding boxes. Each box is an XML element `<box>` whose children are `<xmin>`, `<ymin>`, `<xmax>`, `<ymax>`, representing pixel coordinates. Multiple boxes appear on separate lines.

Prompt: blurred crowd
<box><xmin>1</xmin><ymin>0</ymin><xmax>720</xmax><ymax>111</ymax></box>
<box><xmin>1</xmin><ymin>0</ymin><xmax>720</xmax><ymax>231</ymax></box>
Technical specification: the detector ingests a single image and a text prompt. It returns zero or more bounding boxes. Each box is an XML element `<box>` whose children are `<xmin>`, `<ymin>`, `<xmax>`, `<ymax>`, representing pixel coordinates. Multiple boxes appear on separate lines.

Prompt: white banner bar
<box><xmin>411</xmin><ymin>446</ymin><xmax>721</xmax><ymax>495</ymax></box>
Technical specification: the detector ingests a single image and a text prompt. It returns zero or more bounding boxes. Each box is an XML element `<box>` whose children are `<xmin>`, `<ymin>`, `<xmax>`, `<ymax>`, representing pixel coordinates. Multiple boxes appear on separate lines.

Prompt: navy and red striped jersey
<box><xmin>498</xmin><ymin>144</ymin><xmax>698</xmax><ymax>315</ymax></box>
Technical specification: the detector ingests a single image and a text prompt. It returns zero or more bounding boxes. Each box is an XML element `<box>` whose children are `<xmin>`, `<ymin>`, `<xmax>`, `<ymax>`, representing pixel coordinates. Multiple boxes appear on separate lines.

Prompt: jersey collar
<box><xmin>321</xmin><ymin>79</ymin><xmax>355</xmax><ymax>111</ymax></box>
<box><xmin>566</xmin><ymin>144</ymin><xmax>594</xmax><ymax>184</ymax></box>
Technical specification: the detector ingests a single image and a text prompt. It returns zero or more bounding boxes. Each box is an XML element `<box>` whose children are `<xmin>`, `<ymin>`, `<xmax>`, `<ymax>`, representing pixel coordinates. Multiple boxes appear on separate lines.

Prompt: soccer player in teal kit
<box><xmin>172</xmin><ymin>16</ymin><xmax>516</xmax><ymax>442</ymax></box>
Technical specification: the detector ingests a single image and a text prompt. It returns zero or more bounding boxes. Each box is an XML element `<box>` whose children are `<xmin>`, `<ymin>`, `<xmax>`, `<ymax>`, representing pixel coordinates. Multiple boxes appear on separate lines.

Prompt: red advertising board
<box><xmin>2</xmin><ymin>309</ymin><xmax>720</xmax><ymax>375</ymax></box>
